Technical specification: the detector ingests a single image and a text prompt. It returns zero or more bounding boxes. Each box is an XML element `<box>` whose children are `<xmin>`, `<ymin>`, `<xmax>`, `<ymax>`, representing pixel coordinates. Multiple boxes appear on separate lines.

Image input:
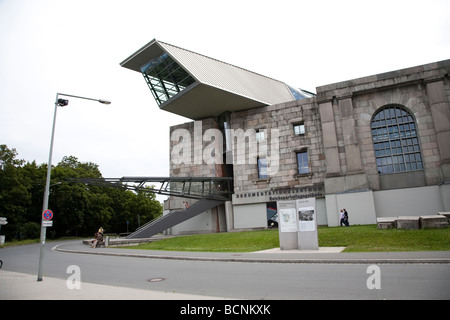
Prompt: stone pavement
<box><xmin>0</xmin><ymin>270</ymin><xmax>229</xmax><ymax>300</ymax></box>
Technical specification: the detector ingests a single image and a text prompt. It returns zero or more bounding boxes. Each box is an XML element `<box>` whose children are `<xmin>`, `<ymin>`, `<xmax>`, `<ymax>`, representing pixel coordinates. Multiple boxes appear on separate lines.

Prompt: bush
<box><xmin>22</xmin><ymin>222</ymin><xmax>41</xmax><ymax>239</ymax></box>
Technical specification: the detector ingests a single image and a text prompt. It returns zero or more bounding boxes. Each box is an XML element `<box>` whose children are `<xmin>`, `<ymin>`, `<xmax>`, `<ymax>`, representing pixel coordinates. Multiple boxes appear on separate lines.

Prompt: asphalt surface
<box><xmin>1</xmin><ymin>239</ymin><xmax>449</xmax><ymax>301</ymax></box>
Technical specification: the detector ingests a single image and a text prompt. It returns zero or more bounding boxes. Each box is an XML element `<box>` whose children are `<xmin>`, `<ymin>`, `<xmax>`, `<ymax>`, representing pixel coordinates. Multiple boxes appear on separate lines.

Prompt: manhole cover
<box><xmin>147</xmin><ymin>278</ymin><xmax>166</xmax><ymax>282</ymax></box>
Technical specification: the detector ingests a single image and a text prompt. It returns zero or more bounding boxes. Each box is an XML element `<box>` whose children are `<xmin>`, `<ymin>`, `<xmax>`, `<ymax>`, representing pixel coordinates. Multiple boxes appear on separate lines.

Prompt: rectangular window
<box><xmin>293</xmin><ymin>123</ymin><xmax>305</xmax><ymax>136</ymax></box>
<box><xmin>256</xmin><ymin>129</ymin><xmax>265</xmax><ymax>142</ymax></box>
<box><xmin>258</xmin><ymin>158</ymin><xmax>268</xmax><ymax>179</ymax></box>
<box><xmin>297</xmin><ymin>151</ymin><xmax>309</xmax><ymax>174</ymax></box>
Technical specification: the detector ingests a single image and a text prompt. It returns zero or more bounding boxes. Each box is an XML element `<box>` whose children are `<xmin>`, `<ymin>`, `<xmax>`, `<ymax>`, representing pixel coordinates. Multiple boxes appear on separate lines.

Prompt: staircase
<box><xmin>127</xmin><ymin>199</ymin><xmax>225</xmax><ymax>239</ymax></box>
<box><xmin>64</xmin><ymin>176</ymin><xmax>233</xmax><ymax>240</ymax></box>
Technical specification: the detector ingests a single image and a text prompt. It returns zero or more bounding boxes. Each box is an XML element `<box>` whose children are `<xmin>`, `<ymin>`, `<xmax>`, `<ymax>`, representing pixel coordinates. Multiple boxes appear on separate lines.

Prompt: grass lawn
<box><xmin>127</xmin><ymin>229</ymin><xmax>280</xmax><ymax>253</ymax></box>
<box><xmin>318</xmin><ymin>225</ymin><xmax>450</xmax><ymax>252</ymax></box>
<box><xmin>122</xmin><ymin>225</ymin><xmax>450</xmax><ymax>253</ymax></box>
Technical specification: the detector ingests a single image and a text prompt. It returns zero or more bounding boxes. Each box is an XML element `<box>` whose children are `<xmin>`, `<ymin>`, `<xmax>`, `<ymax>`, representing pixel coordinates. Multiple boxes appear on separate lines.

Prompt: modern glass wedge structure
<box><xmin>122</xmin><ymin>40</ymin><xmax>450</xmax><ymax>235</ymax></box>
<box><xmin>121</xmin><ymin>39</ymin><xmax>312</xmax><ymax>120</ymax></box>
<box><xmin>141</xmin><ymin>52</ymin><xmax>196</xmax><ymax>106</ymax></box>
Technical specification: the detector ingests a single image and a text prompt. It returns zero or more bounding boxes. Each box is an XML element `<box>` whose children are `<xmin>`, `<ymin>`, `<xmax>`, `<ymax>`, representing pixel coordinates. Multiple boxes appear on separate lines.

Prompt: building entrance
<box><xmin>267</xmin><ymin>202</ymin><xmax>278</xmax><ymax>228</ymax></box>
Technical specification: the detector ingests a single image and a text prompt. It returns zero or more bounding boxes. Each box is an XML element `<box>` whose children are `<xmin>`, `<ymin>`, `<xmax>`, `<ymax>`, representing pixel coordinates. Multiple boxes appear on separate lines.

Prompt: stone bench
<box><xmin>82</xmin><ymin>238</ymin><xmax>106</xmax><ymax>247</ymax></box>
<box><xmin>376</xmin><ymin>217</ymin><xmax>397</xmax><ymax>229</ymax></box>
<box><xmin>376</xmin><ymin>214</ymin><xmax>449</xmax><ymax>230</ymax></box>
<box><xmin>438</xmin><ymin>212</ymin><xmax>450</xmax><ymax>222</ymax></box>
<box><xmin>82</xmin><ymin>235</ymin><xmax>174</xmax><ymax>248</ymax></box>
<box><xmin>397</xmin><ymin>216</ymin><xmax>420</xmax><ymax>230</ymax></box>
<box><xmin>420</xmin><ymin>215</ymin><xmax>449</xmax><ymax>229</ymax></box>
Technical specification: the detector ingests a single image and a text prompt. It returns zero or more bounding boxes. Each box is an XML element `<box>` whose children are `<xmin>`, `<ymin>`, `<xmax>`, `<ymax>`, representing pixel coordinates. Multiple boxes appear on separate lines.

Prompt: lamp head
<box><xmin>57</xmin><ymin>99</ymin><xmax>69</xmax><ymax>107</ymax></box>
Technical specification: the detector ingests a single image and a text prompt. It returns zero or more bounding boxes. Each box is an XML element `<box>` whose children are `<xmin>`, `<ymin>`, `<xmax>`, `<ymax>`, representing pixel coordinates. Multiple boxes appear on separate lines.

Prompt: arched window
<box><xmin>371</xmin><ymin>105</ymin><xmax>423</xmax><ymax>174</ymax></box>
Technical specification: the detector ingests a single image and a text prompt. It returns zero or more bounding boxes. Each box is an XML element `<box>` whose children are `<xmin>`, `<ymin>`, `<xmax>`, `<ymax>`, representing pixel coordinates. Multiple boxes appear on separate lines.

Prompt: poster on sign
<box><xmin>298</xmin><ymin>206</ymin><xmax>315</xmax><ymax>232</ymax></box>
<box><xmin>279</xmin><ymin>207</ymin><xmax>298</xmax><ymax>233</ymax></box>
<box><xmin>296</xmin><ymin>198</ymin><xmax>319</xmax><ymax>250</ymax></box>
<box><xmin>276</xmin><ymin>200</ymin><xmax>298</xmax><ymax>250</ymax></box>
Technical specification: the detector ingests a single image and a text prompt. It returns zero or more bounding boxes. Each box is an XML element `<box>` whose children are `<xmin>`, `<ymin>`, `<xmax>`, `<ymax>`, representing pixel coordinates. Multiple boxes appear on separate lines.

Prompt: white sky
<box><xmin>1</xmin><ymin>0</ymin><xmax>449</xmax><ymax>198</ymax></box>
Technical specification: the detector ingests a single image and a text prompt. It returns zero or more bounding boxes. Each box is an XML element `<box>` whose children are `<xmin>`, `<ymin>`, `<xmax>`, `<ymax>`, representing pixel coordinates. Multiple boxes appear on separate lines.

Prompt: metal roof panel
<box><xmin>158</xmin><ymin>41</ymin><xmax>293</xmax><ymax>105</ymax></box>
<box><xmin>121</xmin><ymin>40</ymin><xmax>296</xmax><ymax>119</ymax></box>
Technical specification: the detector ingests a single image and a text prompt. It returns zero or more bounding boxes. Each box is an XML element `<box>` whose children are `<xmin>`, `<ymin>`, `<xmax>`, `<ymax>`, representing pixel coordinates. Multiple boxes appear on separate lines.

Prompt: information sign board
<box><xmin>42</xmin><ymin>221</ymin><xmax>53</xmax><ymax>228</ymax></box>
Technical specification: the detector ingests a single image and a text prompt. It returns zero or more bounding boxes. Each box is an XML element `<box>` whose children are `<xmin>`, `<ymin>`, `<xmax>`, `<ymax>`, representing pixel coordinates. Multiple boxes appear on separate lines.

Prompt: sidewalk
<box><xmin>54</xmin><ymin>241</ymin><xmax>450</xmax><ymax>264</ymax></box>
<box><xmin>0</xmin><ymin>270</ymin><xmax>230</xmax><ymax>300</ymax></box>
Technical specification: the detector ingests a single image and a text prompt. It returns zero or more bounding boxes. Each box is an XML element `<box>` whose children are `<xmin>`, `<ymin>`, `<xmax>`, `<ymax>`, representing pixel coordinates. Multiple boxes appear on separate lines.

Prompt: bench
<box><xmin>397</xmin><ymin>216</ymin><xmax>420</xmax><ymax>230</ymax></box>
<box><xmin>376</xmin><ymin>214</ymin><xmax>449</xmax><ymax>230</ymax></box>
<box><xmin>420</xmin><ymin>215</ymin><xmax>449</xmax><ymax>229</ymax></box>
<box><xmin>438</xmin><ymin>212</ymin><xmax>450</xmax><ymax>223</ymax></box>
<box><xmin>82</xmin><ymin>237</ymin><xmax>107</xmax><ymax>247</ymax></box>
<box><xmin>376</xmin><ymin>217</ymin><xmax>397</xmax><ymax>229</ymax></box>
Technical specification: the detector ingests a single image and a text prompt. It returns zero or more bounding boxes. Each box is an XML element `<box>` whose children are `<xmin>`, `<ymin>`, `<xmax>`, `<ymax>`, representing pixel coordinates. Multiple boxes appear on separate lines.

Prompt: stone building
<box><xmin>121</xmin><ymin>39</ymin><xmax>450</xmax><ymax>234</ymax></box>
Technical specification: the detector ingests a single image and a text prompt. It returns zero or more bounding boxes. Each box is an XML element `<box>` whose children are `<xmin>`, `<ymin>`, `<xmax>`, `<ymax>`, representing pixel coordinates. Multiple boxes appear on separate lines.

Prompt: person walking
<box><xmin>339</xmin><ymin>209</ymin><xmax>346</xmax><ymax>226</ymax></box>
<box><xmin>343</xmin><ymin>209</ymin><xmax>350</xmax><ymax>227</ymax></box>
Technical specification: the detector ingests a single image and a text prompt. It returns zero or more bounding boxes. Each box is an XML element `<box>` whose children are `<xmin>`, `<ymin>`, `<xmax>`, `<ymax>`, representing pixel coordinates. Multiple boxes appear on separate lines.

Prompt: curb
<box><xmin>52</xmin><ymin>244</ymin><xmax>450</xmax><ymax>265</ymax></box>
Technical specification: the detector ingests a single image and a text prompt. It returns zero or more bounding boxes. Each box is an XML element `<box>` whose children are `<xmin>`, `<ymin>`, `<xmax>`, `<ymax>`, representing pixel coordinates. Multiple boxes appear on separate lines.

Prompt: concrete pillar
<box><xmin>325</xmin><ymin>194</ymin><xmax>339</xmax><ymax>227</ymax></box>
<box><xmin>339</xmin><ymin>98</ymin><xmax>363</xmax><ymax>173</ymax></box>
<box><xmin>224</xmin><ymin>201</ymin><xmax>234</xmax><ymax>232</ymax></box>
<box><xmin>319</xmin><ymin>101</ymin><xmax>340</xmax><ymax>176</ymax></box>
<box><xmin>426</xmin><ymin>80</ymin><xmax>450</xmax><ymax>180</ymax></box>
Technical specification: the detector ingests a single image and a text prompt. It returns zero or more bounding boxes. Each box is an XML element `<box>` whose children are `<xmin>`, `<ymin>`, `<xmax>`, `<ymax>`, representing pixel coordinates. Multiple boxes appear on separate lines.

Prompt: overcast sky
<box><xmin>1</xmin><ymin>0</ymin><xmax>449</xmax><ymax>201</ymax></box>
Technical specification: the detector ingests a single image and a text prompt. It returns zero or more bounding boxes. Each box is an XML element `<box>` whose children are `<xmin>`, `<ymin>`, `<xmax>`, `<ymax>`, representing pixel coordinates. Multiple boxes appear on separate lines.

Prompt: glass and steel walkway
<box><xmin>65</xmin><ymin>176</ymin><xmax>233</xmax><ymax>201</ymax></box>
<box><xmin>65</xmin><ymin>176</ymin><xmax>233</xmax><ymax>239</ymax></box>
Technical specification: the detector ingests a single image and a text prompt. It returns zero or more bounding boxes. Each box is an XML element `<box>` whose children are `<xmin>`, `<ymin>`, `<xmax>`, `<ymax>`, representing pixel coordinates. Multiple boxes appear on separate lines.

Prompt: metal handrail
<box><xmin>64</xmin><ymin>176</ymin><xmax>233</xmax><ymax>201</ymax></box>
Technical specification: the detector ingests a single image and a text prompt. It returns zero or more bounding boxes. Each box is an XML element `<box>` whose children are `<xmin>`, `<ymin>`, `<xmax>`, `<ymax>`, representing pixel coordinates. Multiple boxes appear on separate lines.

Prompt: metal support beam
<box><xmin>64</xmin><ymin>176</ymin><xmax>233</xmax><ymax>201</ymax></box>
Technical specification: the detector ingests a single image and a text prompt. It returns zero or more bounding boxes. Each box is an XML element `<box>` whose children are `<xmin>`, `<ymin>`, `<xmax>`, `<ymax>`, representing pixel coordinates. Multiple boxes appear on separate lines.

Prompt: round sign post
<box><xmin>38</xmin><ymin>209</ymin><xmax>54</xmax><ymax>281</ymax></box>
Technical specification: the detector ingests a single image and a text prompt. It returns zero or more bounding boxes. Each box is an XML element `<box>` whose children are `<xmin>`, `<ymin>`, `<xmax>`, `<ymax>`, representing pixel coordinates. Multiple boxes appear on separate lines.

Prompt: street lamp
<box><xmin>37</xmin><ymin>92</ymin><xmax>111</xmax><ymax>282</ymax></box>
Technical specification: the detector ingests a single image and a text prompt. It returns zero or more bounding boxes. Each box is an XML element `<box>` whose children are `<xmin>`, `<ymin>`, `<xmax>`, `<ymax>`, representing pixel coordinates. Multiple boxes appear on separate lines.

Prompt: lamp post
<box><xmin>37</xmin><ymin>93</ymin><xmax>111</xmax><ymax>282</ymax></box>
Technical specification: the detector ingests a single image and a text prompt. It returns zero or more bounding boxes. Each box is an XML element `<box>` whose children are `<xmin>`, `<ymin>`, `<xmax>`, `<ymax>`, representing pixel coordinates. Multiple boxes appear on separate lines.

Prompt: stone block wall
<box><xmin>167</xmin><ymin>60</ymin><xmax>450</xmax><ymax>222</ymax></box>
<box><xmin>316</xmin><ymin>59</ymin><xmax>450</xmax><ymax>193</ymax></box>
<box><xmin>169</xmin><ymin>118</ymin><xmax>226</xmax><ymax>178</ymax></box>
<box><xmin>229</xmin><ymin>98</ymin><xmax>326</xmax><ymax>193</ymax></box>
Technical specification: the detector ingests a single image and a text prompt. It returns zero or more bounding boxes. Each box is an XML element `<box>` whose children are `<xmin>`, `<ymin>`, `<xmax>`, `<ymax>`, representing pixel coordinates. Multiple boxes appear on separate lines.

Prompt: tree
<box><xmin>0</xmin><ymin>146</ymin><xmax>164</xmax><ymax>239</ymax></box>
<box><xmin>0</xmin><ymin>145</ymin><xmax>32</xmax><ymax>239</ymax></box>
<box><xmin>50</xmin><ymin>156</ymin><xmax>101</xmax><ymax>236</ymax></box>
<box><xmin>49</xmin><ymin>157</ymin><xmax>163</xmax><ymax>236</ymax></box>
<box><xmin>123</xmin><ymin>187</ymin><xmax>163</xmax><ymax>232</ymax></box>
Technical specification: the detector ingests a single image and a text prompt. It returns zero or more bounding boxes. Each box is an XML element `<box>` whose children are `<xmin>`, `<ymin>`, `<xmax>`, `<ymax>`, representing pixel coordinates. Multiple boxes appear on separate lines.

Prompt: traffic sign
<box><xmin>0</xmin><ymin>217</ymin><xmax>7</xmax><ymax>226</ymax></box>
<box><xmin>42</xmin><ymin>221</ymin><xmax>53</xmax><ymax>228</ymax></box>
<box><xmin>42</xmin><ymin>210</ymin><xmax>53</xmax><ymax>221</ymax></box>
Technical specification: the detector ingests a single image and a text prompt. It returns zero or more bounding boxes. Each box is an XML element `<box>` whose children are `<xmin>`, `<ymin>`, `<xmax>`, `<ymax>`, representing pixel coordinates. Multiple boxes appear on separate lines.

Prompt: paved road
<box><xmin>1</xmin><ymin>240</ymin><xmax>449</xmax><ymax>300</ymax></box>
